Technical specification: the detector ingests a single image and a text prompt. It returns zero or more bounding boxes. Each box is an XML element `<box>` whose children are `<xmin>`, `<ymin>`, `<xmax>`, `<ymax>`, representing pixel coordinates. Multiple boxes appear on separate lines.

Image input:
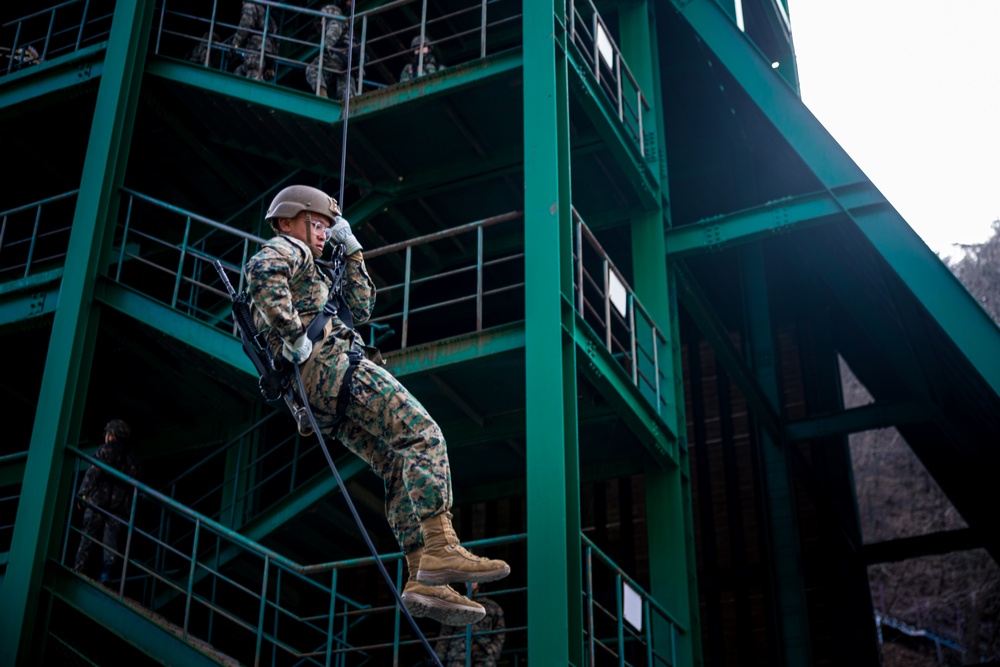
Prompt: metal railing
<box><xmin>584</xmin><ymin>535</ymin><xmax>685</xmax><ymax>666</ymax></box>
<box><xmin>0</xmin><ymin>451</ymin><xmax>28</xmax><ymax>556</ymax></box>
<box><xmin>568</xmin><ymin>0</ymin><xmax>651</xmax><ymax>158</ymax></box>
<box><xmin>3</xmin><ymin>447</ymin><xmax>682</xmax><ymax>665</ymax></box>
<box><xmin>573</xmin><ymin>209</ymin><xmax>671</xmax><ymax>421</ymax></box>
<box><xmin>0</xmin><ymin>189</ymin><xmax>670</xmax><ymax>422</ymax></box>
<box><xmin>0</xmin><ymin>191</ymin><xmax>79</xmax><ymax>282</ymax></box>
<box><xmin>1</xmin><ymin>0</ymin><xmax>114</xmax><ymax>75</ymax></box>
<box><xmin>59</xmin><ymin>444</ymin><xmax>525</xmax><ymax>665</ymax></box>
<box><xmin>113</xmin><ymin>188</ymin><xmax>266</xmax><ymax>335</ymax></box>
<box><xmin>151</xmin><ymin>0</ymin><xmax>522</xmax><ymax>96</ymax></box>
<box><xmin>156</xmin><ymin>411</ymin><xmax>307</xmax><ymax>527</ymax></box>
<box><xmin>365</xmin><ymin>210</ymin><xmax>525</xmax><ymax>349</ymax></box>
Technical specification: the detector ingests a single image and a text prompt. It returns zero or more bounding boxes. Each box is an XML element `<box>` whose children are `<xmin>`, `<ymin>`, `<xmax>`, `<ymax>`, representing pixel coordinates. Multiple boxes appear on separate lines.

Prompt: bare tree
<box><xmin>947</xmin><ymin>219</ymin><xmax>1000</xmax><ymax>325</ymax></box>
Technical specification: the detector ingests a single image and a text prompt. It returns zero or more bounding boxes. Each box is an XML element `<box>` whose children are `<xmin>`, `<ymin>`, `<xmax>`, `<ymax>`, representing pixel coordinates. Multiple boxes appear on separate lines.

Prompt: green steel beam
<box><xmin>148</xmin><ymin>48</ymin><xmax>523</xmax><ymax>126</ymax></box>
<box><xmin>0</xmin><ymin>3</ymin><xmax>155</xmax><ymax>664</ymax></box>
<box><xmin>344</xmin><ymin>191</ymin><xmax>392</xmax><ymax>226</ymax></box>
<box><xmin>674</xmin><ymin>262</ymin><xmax>782</xmax><ymax>442</ymax></box>
<box><xmin>524</xmin><ymin>3</ymin><xmax>584</xmax><ymax>664</ymax></box>
<box><xmin>0</xmin><ymin>282</ymin><xmax>59</xmax><ymax>328</ymax></box>
<box><xmin>152</xmin><ymin>455</ymin><xmax>368</xmax><ymax>610</ymax></box>
<box><xmin>0</xmin><ymin>268</ymin><xmax>63</xmax><ymax>297</ymax></box>
<box><xmin>352</xmin><ymin>49</ymin><xmax>523</xmax><ymax>118</ymax></box>
<box><xmin>458</xmin><ymin>454</ymin><xmax>649</xmax><ymax>505</ymax></box>
<box><xmin>671</xmin><ymin>0</ymin><xmax>1000</xmax><ymax>401</ymax></box>
<box><xmin>621</xmin><ymin>2</ymin><xmax>699</xmax><ymax>663</ymax></box>
<box><xmin>241</xmin><ymin>456</ymin><xmax>367</xmax><ymax>543</ymax></box>
<box><xmin>572</xmin><ymin>314</ymin><xmax>677</xmax><ymax>468</ymax></box>
<box><xmin>741</xmin><ymin>243</ymin><xmax>812</xmax><ymax>666</ymax></box>
<box><xmin>0</xmin><ymin>452</ymin><xmax>28</xmax><ymax>488</ymax></box>
<box><xmin>862</xmin><ymin>528</ymin><xmax>980</xmax><ymax>566</ymax></box>
<box><xmin>785</xmin><ymin>399</ymin><xmax>926</xmax><ymax>443</ymax></box>
<box><xmin>383</xmin><ymin>322</ymin><xmax>525</xmax><ymax>378</ymax></box>
<box><xmin>45</xmin><ymin>566</ymin><xmax>225</xmax><ymax>667</ymax></box>
<box><xmin>564</xmin><ymin>50</ymin><xmax>659</xmax><ymax>210</ymax></box>
<box><xmin>0</xmin><ymin>45</ymin><xmax>105</xmax><ymax>117</ymax></box>
<box><xmin>664</xmin><ymin>183</ymin><xmax>884</xmax><ymax>260</ymax></box>
<box><xmin>443</xmin><ymin>400</ymin><xmax>623</xmax><ymax>450</ymax></box>
<box><xmin>93</xmin><ymin>279</ymin><xmax>256</xmax><ymax>377</ymax></box>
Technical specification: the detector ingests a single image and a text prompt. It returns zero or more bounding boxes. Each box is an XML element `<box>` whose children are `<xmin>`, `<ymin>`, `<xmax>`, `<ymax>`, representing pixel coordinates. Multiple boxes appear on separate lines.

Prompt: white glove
<box><xmin>282</xmin><ymin>333</ymin><xmax>313</xmax><ymax>365</ymax></box>
<box><xmin>328</xmin><ymin>216</ymin><xmax>362</xmax><ymax>255</ymax></box>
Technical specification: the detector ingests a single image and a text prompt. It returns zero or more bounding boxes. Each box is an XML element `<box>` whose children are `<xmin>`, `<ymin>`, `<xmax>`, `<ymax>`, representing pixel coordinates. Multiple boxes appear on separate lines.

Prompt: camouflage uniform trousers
<box><xmin>306</xmin><ymin>51</ymin><xmax>352</xmax><ymax>99</ymax></box>
<box><xmin>399</xmin><ymin>58</ymin><xmax>441</xmax><ymax>83</ymax></box>
<box><xmin>302</xmin><ymin>349</ymin><xmax>452</xmax><ymax>553</ymax></box>
<box><xmin>435</xmin><ymin>596</ymin><xmax>506</xmax><ymax>666</ymax></box>
<box><xmin>74</xmin><ymin>507</ymin><xmax>122</xmax><ymax>573</ymax></box>
<box><xmin>234</xmin><ymin>35</ymin><xmax>277</xmax><ymax>81</ymax></box>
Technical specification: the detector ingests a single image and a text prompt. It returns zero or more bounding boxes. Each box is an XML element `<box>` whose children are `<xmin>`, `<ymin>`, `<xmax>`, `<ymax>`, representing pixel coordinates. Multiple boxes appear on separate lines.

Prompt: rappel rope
<box><xmin>316</xmin><ymin>5</ymin><xmax>443</xmax><ymax>664</ymax></box>
<box><xmin>292</xmin><ymin>365</ymin><xmax>442</xmax><ymax>666</ymax></box>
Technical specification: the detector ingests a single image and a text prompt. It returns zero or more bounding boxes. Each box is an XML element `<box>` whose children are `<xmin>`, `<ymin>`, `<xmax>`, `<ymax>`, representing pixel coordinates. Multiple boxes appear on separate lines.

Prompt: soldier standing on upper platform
<box><xmin>305</xmin><ymin>2</ymin><xmax>356</xmax><ymax>99</ymax></box>
<box><xmin>231</xmin><ymin>1</ymin><xmax>277</xmax><ymax>81</ymax></box>
<box><xmin>399</xmin><ymin>34</ymin><xmax>442</xmax><ymax>83</ymax></box>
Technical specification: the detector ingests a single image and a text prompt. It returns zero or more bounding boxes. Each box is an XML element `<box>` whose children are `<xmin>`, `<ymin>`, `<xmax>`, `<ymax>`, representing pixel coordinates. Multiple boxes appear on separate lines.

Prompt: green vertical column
<box><xmin>805</xmin><ymin>303</ymin><xmax>879</xmax><ymax>666</ymax></box>
<box><xmin>741</xmin><ymin>244</ymin><xmax>811</xmax><ymax>666</ymax></box>
<box><xmin>524</xmin><ymin>2</ymin><xmax>582</xmax><ymax>665</ymax></box>
<box><xmin>622</xmin><ymin>2</ymin><xmax>700</xmax><ymax>664</ymax></box>
<box><xmin>0</xmin><ymin>2</ymin><xmax>153</xmax><ymax>665</ymax></box>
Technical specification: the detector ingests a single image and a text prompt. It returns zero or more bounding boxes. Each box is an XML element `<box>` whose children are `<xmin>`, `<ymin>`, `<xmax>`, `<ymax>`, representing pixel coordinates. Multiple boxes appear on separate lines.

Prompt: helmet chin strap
<box><xmin>337</xmin><ymin>0</ymin><xmax>356</xmax><ymax>208</ymax></box>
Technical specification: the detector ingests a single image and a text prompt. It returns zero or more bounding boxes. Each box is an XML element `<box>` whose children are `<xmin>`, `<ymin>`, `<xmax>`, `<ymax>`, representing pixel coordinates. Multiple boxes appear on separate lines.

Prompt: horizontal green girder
<box><xmin>93</xmin><ymin>278</ymin><xmax>256</xmax><ymax>376</ymax></box>
<box><xmin>147</xmin><ymin>48</ymin><xmax>523</xmax><ymax>126</ymax></box>
<box><xmin>785</xmin><ymin>399</ymin><xmax>926</xmax><ymax>443</ymax></box>
<box><xmin>664</xmin><ymin>183</ymin><xmax>885</xmax><ymax>260</ymax></box>
<box><xmin>383</xmin><ymin>321</ymin><xmax>525</xmax><ymax>377</ymax></box>
<box><xmin>0</xmin><ymin>44</ymin><xmax>105</xmax><ymax>116</ymax></box>
<box><xmin>0</xmin><ymin>270</ymin><xmax>62</xmax><ymax>328</ymax></box>
<box><xmin>240</xmin><ymin>455</ymin><xmax>368</xmax><ymax>543</ymax></box>
<box><xmin>568</xmin><ymin>306</ymin><xmax>677</xmax><ymax>468</ymax></box>
<box><xmin>45</xmin><ymin>565</ymin><xmax>228</xmax><ymax>667</ymax></box>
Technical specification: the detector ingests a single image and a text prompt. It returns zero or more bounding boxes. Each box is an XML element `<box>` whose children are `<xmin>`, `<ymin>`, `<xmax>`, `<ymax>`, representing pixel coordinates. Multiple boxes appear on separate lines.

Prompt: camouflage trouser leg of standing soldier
<box><xmin>305</xmin><ymin>53</ymin><xmax>349</xmax><ymax>98</ymax></box>
<box><xmin>305</xmin><ymin>355</ymin><xmax>453</xmax><ymax>553</ymax></box>
<box><xmin>73</xmin><ymin>508</ymin><xmax>121</xmax><ymax>572</ymax></box>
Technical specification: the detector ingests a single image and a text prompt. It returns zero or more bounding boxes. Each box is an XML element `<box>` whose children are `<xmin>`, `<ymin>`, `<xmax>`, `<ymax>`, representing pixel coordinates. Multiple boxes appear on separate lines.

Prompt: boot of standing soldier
<box><xmin>401</xmin><ymin>549</ymin><xmax>485</xmax><ymax>625</ymax></box>
<box><xmin>415</xmin><ymin>512</ymin><xmax>510</xmax><ymax>586</ymax></box>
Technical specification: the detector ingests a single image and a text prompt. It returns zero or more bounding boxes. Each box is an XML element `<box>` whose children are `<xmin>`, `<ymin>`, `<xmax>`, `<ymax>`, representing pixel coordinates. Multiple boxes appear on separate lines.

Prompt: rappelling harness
<box><xmin>211</xmin><ymin>5</ymin><xmax>444</xmax><ymax>663</ymax></box>
<box><xmin>213</xmin><ymin>241</ymin><xmax>361</xmax><ymax>437</ymax></box>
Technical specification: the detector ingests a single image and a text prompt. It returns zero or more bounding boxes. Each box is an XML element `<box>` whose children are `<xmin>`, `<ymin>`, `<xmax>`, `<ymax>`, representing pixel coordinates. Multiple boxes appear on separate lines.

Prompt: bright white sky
<box><xmin>787</xmin><ymin>0</ymin><xmax>1000</xmax><ymax>260</ymax></box>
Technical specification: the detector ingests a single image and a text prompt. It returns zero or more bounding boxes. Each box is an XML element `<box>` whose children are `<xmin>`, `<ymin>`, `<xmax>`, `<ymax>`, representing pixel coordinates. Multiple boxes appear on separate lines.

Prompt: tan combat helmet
<box><xmin>265</xmin><ymin>185</ymin><xmax>341</xmax><ymax>224</ymax></box>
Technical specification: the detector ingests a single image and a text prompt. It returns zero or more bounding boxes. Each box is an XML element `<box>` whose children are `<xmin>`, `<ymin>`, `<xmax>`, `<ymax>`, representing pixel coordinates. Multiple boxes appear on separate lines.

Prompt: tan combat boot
<box><xmin>415</xmin><ymin>512</ymin><xmax>511</xmax><ymax>586</ymax></box>
<box><xmin>400</xmin><ymin>549</ymin><xmax>485</xmax><ymax>626</ymax></box>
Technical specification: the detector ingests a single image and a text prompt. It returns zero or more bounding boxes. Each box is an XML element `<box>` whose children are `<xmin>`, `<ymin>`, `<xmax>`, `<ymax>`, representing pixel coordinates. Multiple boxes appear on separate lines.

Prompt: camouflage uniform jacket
<box><xmin>245</xmin><ymin>234</ymin><xmax>375</xmax><ymax>370</ymax></box>
<box><xmin>434</xmin><ymin>596</ymin><xmax>506</xmax><ymax>667</ymax></box>
<box><xmin>318</xmin><ymin>6</ymin><xmax>354</xmax><ymax>59</ymax></box>
<box><xmin>232</xmin><ymin>2</ymin><xmax>277</xmax><ymax>50</ymax></box>
<box><xmin>399</xmin><ymin>54</ymin><xmax>441</xmax><ymax>83</ymax></box>
<box><xmin>79</xmin><ymin>439</ymin><xmax>141</xmax><ymax>513</ymax></box>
